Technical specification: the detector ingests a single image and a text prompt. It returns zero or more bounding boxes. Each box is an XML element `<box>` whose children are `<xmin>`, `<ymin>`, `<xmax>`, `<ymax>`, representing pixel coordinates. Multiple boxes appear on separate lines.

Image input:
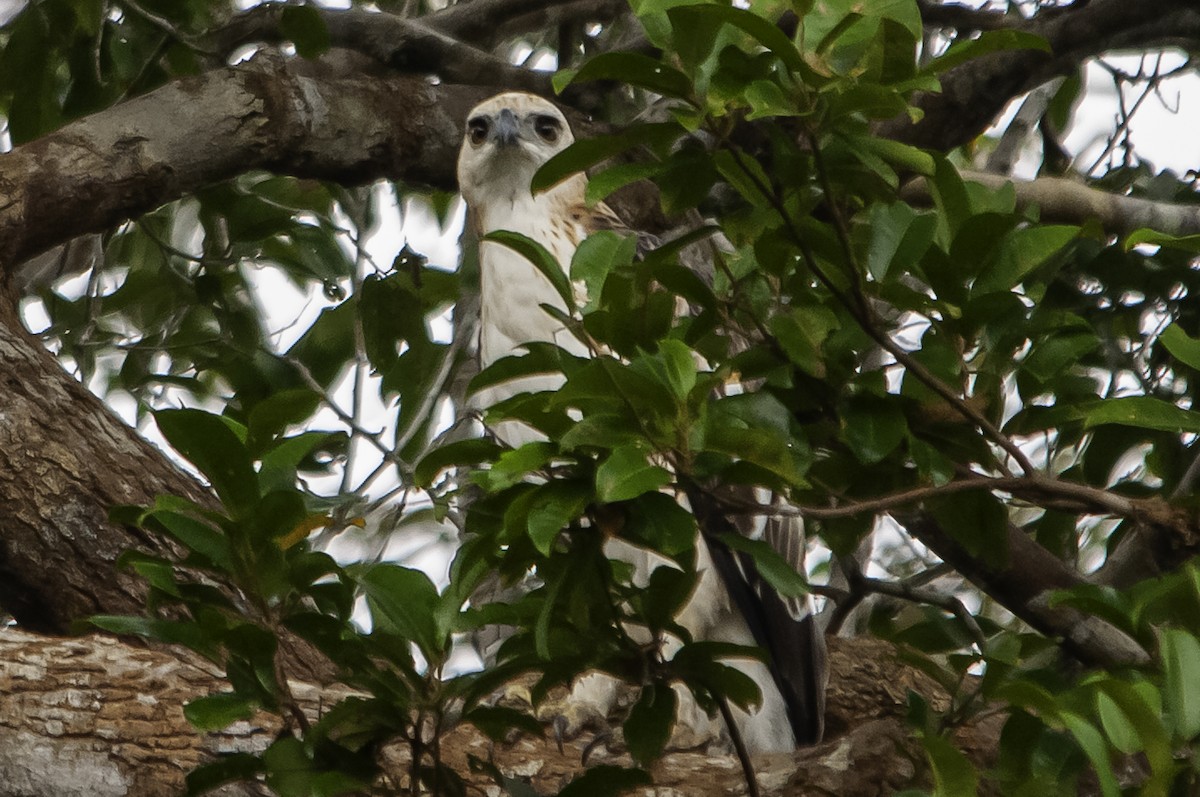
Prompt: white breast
<box><xmin>476</xmin><ymin>192</ymin><xmax>589</xmax><ymax>367</ymax></box>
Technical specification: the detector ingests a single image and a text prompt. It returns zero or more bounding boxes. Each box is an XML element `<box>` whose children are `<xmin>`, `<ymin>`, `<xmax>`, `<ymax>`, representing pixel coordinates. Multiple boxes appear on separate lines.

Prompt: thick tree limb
<box><xmin>0</xmin><ymin>62</ymin><xmax>492</xmax><ymax>274</ymax></box>
<box><xmin>0</xmin><ymin>60</ymin><xmax>657</xmax><ymax>282</ymax></box>
<box><xmin>0</xmin><ymin>628</ymin><xmax>977</xmax><ymax>797</ymax></box>
<box><xmin>897</xmin><ymin>512</ymin><xmax>1150</xmax><ymax>668</ymax></box>
<box><xmin>883</xmin><ymin>0</ymin><xmax>1200</xmax><ymax>152</ymax></box>
<box><xmin>0</xmin><ymin>289</ymin><xmax>334</xmax><ymax>682</ymax></box>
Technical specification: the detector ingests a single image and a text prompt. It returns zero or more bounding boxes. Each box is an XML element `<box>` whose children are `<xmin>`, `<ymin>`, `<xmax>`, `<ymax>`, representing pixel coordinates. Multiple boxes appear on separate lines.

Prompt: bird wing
<box><xmin>686</xmin><ymin>485</ymin><xmax>828</xmax><ymax>745</ymax></box>
<box><xmin>567</xmin><ymin>199</ymin><xmax>662</xmax><ymax>258</ymax></box>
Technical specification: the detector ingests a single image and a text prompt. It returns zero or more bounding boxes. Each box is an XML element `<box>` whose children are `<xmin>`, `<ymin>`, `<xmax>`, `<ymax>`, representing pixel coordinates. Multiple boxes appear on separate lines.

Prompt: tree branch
<box><xmin>882</xmin><ymin>0</ymin><xmax>1200</xmax><ymax>152</ymax></box>
<box><xmin>0</xmin><ymin>627</ymin><xmax>972</xmax><ymax>797</ymax></box>
<box><xmin>902</xmin><ymin>169</ymin><xmax>1200</xmax><ymax>237</ymax></box>
<box><xmin>0</xmin><ymin>61</ymin><xmax>494</xmax><ymax>274</ymax></box>
<box><xmin>206</xmin><ymin>5</ymin><xmax>553</xmax><ymax>94</ymax></box>
<box><xmin>897</xmin><ymin>511</ymin><xmax>1150</xmax><ymax>669</ymax></box>
<box><xmin>917</xmin><ymin>0</ymin><xmax>1021</xmax><ymax>33</ymax></box>
<box><xmin>428</xmin><ymin>0</ymin><xmax>624</xmax><ymax>43</ymax></box>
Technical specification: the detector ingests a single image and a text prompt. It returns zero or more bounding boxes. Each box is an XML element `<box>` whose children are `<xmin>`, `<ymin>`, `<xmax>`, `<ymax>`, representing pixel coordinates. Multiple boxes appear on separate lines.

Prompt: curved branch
<box><xmin>0</xmin><ymin>61</ymin><xmax>495</xmax><ymax>273</ymax></box>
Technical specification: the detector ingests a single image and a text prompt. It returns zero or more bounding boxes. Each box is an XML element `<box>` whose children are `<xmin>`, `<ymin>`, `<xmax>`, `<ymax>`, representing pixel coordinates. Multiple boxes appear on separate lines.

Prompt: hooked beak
<box><xmin>492</xmin><ymin>108</ymin><xmax>520</xmax><ymax>148</ymax></box>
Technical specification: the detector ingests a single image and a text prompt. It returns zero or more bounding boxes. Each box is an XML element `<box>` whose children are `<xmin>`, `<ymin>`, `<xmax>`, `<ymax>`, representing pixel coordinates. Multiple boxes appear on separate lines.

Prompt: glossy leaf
<box><xmin>155</xmin><ymin>409</ymin><xmax>259</xmax><ymax>517</ymax></box>
<box><xmin>184</xmin><ymin>692</ymin><xmax>258</xmax><ymax>731</ymax></box>
<box><xmin>1162</xmin><ymin>629</ymin><xmax>1200</xmax><ymax>740</ymax></box>
<box><xmin>595</xmin><ymin>445</ymin><xmax>672</xmax><ymax>503</ymax></box>
<box><xmin>624</xmin><ymin>683</ymin><xmax>677</xmax><ymax>765</ymax></box>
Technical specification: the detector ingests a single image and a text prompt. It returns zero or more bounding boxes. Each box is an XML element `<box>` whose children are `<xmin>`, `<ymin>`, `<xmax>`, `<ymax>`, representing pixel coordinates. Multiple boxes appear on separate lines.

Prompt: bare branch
<box><xmin>902</xmin><ymin>169</ymin><xmax>1200</xmax><ymax>237</ymax></box>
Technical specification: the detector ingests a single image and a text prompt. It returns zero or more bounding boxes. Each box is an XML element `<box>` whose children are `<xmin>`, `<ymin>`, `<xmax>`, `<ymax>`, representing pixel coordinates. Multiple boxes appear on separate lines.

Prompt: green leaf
<box><xmin>923</xmin><ymin>29</ymin><xmax>1050</xmax><ymax>74</ymax></box>
<box><xmin>624</xmin><ymin>492</ymin><xmax>697</xmax><ymax>556</ymax></box>
<box><xmin>972</xmin><ymin>225</ymin><xmax>1077</xmax><ymax>296</ymax></box>
<box><xmin>1161</xmin><ymin>629</ymin><xmax>1200</xmax><ymax>740</ymax></box>
<box><xmin>89</xmin><ymin>616</ymin><xmax>216</xmax><ymax>657</ymax></box>
<box><xmin>1125</xmin><ymin>229</ymin><xmax>1200</xmax><ymax>252</ymax></box>
<box><xmin>247</xmin><ymin>389</ymin><xmax>322</xmax><ymax>454</ymax></box>
<box><xmin>624</xmin><ymin>684</ymin><xmax>677</xmax><ymax>765</ymax></box>
<box><xmin>184</xmin><ymin>692</ymin><xmax>259</xmax><ymax>731</ymax></box>
<box><xmin>186</xmin><ymin>754</ymin><xmax>264</xmax><ymax>796</ymax></box>
<box><xmin>559</xmin><ymin>412</ymin><xmax>644</xmax><ymax>451</ymax></box>
<box><xmin>414</xmin><ymin>438</ymin><xmax>505</xmax><ymax>487</ymax></box>
<box><xmin>769</xmin><ymin>306</ymin><xmax>837</xmax><ymax>377</ymax></box>
<box><xmin>1060</xmin><ymin>712</ymin><xmax>1119</xmax><ymax>797</ymax></box>
<box><xmin>595</xmin><ymin>445</ymin><xmax>672</xmax><ymax>503</ymax></box>
<box><xmin>280</xmin><ymin>6</ymin><xmax>331</xmax><ymax>59</ymax></box>
<box><xmin>526</xmin><ymin>481</ymin><xmax>593</xmax><ymax>555</ymax></box>
<box><xmin>670</xmin><ymin>642</ymin><xmax>764</xmax><ymax>711</ymax></box>
<box><xmin>1093</xmin><ymin>680</ymin><xmax>1172</xmax><ymax>774</ymax></box>
<box><xmin>258</xmin><ymin>432</ymin><xmax>341</xmax><ymax>495</ymax></box>
<box><xmin>483</xmin><ymin>230</ymin><xmax>575</xmax><ymax>313</ymax></box>
<box><xmin>1095</xmin><ymin>691</ymin><xmax>1140</xmax><ymax>755</ymax></box>
<box><xmin>923</xmin><ymin>734</ymin><xmax>978</xmax><ymax>797</ymax></box>
<box><xmin>855</xmin><ymin>135</ymin><xmax>935</xmax><ymax>177</ymax></box>
<box><xmin>556</xmin><ymin>765</ymin><xmax>653</xmax><ymax>797</ymax></box>
<box><xmin>1078</xmin><ymin>396</ymin><xmax>1200</xmax><ymax>433</ymax></box>
<box><xmin>585</xmin><ymin>161</ymin><xmax>667</xmax><ymax>206</ymax></box>
<box><xmin>703</xmin><ymin>393</ymin><xmax>811</xmax><ymax>489</ymax></box>
<box><xmin>668</xmin><ymin>5</ymin><xmax>809</xmax><ymax>76</ymax></box>
<box><xmin>1159</xmin><ymin>324</ymin><xmax>1200</xmax><ymax>372</ymax></box>
<box><xmin>358</xmin><ymin>273</ymin><xmax>426</xmax><ymax>372</ymax></box>
<box><xmin>479</xmin><ymin>441</ymin><xmax>558</xmax><ymax>492</ymax></box>
<box><xmin>360</xmin><ymin>564</ymin><xmax>444</xmax><ymax>661</ymax></box>
<box><xmin>155</xmin><ymin>409</ymin><xmax>259</xmax><ymax>517</ymax></box>
<box><xmin>635</xmin><ymin>339</ymin><xmax>699</xmax><ymax>402</ymax></box>
<box><xmin>469</xmin><ymin>343</ymin><xmax>582</xmax><ymax>397</ymax></box>
<box><xmin>286</xmin><ymin>300</ymin><xmax>356</xmax><ymax>389</ymax></box>
<box><xmin>571</xmin><ymin>230</ymin><xmax>638</xmax><ymax>314</ymax></box>
<box><xmin>555</xmin><ymin>52</ymin><xmax>692</xmax><ymax>98</ymax></box>
<box><xmin>717</xmin><ymin>534</ymin><xmax>809</xmax><ymax>598</ymax></box>
<box><xmin>531</xmin><ymin>123</ymin><xmax>680</xmax><ymax>195</ymax></box>
<box><xmin>745</xmin><ymin>79</ymin><xmax>798</xmax><ymax>119</ymax></box>
<box><xmin>144</xmin><ymin>504</ymin><xmax>232</xmax><ymax>570</ymax></box>
<box><xmin>464</xmin><ymin>705</ymin><xmax>545</xmax><ymax>742</ymax></box>
<box><xmin>839</xmin><ymin>394</ymin><xmax>906</xmax><ymax>464</ymax></box>
<box><xmin>118</xmin><ymin>551</ymin><xmax>181</xmax><ymax>598</ymax></box>
<box><xmin>927</xmin><ymin>491</ymin><xmax>1008</xmax><ymax>568</ymax></box>
<box><xmin>865</xmin><ymin>202</ymin><xmax>915</xmax><ymax>281</ymax></box>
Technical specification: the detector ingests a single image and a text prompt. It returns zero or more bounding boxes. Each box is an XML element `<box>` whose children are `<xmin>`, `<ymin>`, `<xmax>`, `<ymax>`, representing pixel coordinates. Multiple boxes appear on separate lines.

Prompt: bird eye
<box><xmin>533</xmin><ymin>114</ymin><xmax>561</xmax><ymax>143</ymax></box>
<box><xmin>467</xmin><ymin>117</ymin><xmax>489</xmax><ymax>146</ymax></box>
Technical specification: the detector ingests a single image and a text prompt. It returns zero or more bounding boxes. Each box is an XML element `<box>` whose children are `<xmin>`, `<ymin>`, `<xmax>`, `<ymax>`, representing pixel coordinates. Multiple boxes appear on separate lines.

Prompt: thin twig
<box><xmin>716</xmin><ymin>471</ymin><xmax>1137</xmax><ymax>523</ymax></box>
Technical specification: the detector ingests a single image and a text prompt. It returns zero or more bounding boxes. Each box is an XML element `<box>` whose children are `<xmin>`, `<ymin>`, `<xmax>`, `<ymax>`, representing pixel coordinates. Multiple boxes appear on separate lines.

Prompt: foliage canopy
<box><xmin>4</xmin><ymin>0</ymin><xmax>1200</xmax><ymax>794</ymax></box>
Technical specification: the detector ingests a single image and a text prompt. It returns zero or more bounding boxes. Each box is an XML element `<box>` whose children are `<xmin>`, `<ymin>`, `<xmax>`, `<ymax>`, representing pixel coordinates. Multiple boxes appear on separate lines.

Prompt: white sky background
<box><xmin>5</xmin><ymin>1</ymin><xmax>1200</xmax><ymax>648</ymax></box>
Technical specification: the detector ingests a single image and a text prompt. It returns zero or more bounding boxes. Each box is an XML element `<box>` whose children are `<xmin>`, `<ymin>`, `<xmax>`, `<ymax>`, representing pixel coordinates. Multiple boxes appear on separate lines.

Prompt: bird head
<box><xmin>457</xmin><ymin>93</ymin><xmax>575</xmax><ymax>207</ymax></box>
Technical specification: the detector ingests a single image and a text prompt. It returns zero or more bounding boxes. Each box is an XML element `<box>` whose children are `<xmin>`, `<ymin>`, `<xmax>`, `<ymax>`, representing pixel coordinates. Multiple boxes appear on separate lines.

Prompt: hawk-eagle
<box><xmin>457</xmin><ymin>91</ymin><xmax>826</xmax><ymax>753</ymax></box>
